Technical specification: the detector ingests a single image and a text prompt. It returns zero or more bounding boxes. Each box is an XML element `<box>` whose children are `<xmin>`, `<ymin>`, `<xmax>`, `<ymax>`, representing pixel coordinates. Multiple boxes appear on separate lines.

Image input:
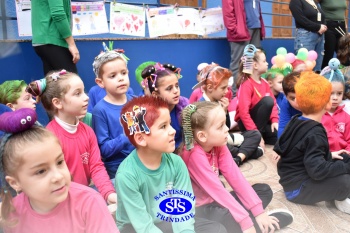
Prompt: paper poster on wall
<box><xmin>200</xmin><ymin>7</ymin><xmax>225</xmax><ymax>35</ymax></box>
<box><xmin>71</xmin><ymin>1</ymin><xmax>109</xmax><ymax>36</ymax></box>
<box><xmin>146</xmin><ymin>7</ymin><xmax>180</xmax><ymax>38</ymax></box>
<box><xmin>15</xmin><ymin>0</ymin><xmax>32</xmax><ymax>36</ymax></box>
<box><xmin>176</xmin><ymin>8</ymin><xmax>204</xmax><ymax>35</ymax></box>
<box><xmin>110</xmin><ymin>3</ymin><xmax>145</xmax><ymax>37</ymax></box>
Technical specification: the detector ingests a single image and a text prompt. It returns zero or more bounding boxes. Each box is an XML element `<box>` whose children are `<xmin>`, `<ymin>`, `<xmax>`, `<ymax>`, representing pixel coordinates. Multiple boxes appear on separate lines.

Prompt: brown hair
<box><xmin>282</xmin><ymin>71</ymin><xmax>301</xmax><ymax>95</ymax></box>
<box><xmin>337</xmin><ymin>34</ymin><xmax>350</xmax><ymax>65</ymax></box>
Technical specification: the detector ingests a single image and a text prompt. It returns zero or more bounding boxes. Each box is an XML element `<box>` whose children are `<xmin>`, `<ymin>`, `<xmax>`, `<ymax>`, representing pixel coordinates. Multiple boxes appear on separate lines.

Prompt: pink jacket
<box><xmin>222</xmin><ymin>0</ymin><xmax>265</xmax><ymax>42</ymax></box>
<box><xmin>322</xmin><ymin>105</ymin><xmax>350</xmax><ymax>152</ymax></box>
<box><xmin>180</xmin><ymin>144</ymin><xmax>264</xmax><ymax>231</ymax></box>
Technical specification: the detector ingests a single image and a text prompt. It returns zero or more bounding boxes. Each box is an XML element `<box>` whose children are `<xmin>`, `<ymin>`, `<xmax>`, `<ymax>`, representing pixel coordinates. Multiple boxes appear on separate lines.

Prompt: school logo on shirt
<box><xmin>336</xmin><ymin>123</ymin><xmax>345</xmax><ymax>133</ymax></box>
<box><xmin>154</xmin><ymin>182</ymin><xmax>195</xmax><ymax>222</ymax></box>
<box><xmin>80</xmin><ymin>152</ymin><xmax>89</xmax><ymax>164</ymax></box>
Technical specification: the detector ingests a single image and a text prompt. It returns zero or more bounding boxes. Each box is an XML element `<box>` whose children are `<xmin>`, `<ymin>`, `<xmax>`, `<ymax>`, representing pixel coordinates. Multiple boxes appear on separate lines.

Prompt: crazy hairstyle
<box><xmin>194</xmin><ymin>63</ymin><xmax>232</xmax><ymax>91</ymax></box>
<box><xmin>295</xmin><ymin>71</ymin><xmax>332</xmax><ymax>115</ymax></box>
<box><xmin>0</xmin><ymin>108</ymin><xmax>55</xmax><ymax>227</ymax></box>
<box><xmin>263</xmin><ymin>67</ymin><xmax>292</xmax><ymax>81</ymax></box>
<box><xmin>120</xmin><ymin>95</ymin><xmax>169</xmax><ymax>147</ymax></box>
<box><xmin>291</xmin><ymin>59</ymin><xmax>306</xmax><ymax>71</ymax></box>
<box><xmin>181</xmin><ymin>101</ymin><xmax>221</xmax><ymax>150</ymax></box>
<box><xmin>141</xmin><ymin>63</ymin><xmax>181</xmax><ymax>94</ymax></box>
<box><xmin>0</xmin><ymin>80</ymin><xmax>27</xmax><ymax>105</ymax></box>
<box><xmin>321</xmin><ymin>58</ymin><xmax>345</xmax><ymax>85</ymax></box>
<box><xmin>236</xmin><ymin>46</ymin><xmax>265</xmax><ymax>89</ymax></box>
<box><xmin>26</xmin><ymin>70</ymin><xmax>79</xmax><ymax>116</ymax></box>
<box><xmin>282</xmin><ymin>71</ymin><xmax>301</xmax><ymax>95</ymax></box>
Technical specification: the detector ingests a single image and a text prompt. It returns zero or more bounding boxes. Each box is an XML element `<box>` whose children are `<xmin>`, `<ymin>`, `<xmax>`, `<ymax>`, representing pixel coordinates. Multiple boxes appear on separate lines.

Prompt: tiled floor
<box><xmin>221</xmin><ymin>145</ymin><xmax>350</xmax><ymax>233</ymax></box>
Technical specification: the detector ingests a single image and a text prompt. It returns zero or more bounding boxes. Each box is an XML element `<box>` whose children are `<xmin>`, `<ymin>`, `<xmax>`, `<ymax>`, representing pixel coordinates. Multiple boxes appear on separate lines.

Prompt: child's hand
<box><xmin>271</xmin><ymin>122</ymin><xmax>278</xmax><ymax>132</ymax></box>
<box><xmin>219</xmin><ymin>97</ymin><xmax>229</xmax><ymax>112</ymax></box>
<box><xmin>243</xmin><ymin>226</ymin><xmax>257</xmax><ymax>233</ymax></box>
<box><xmin>272</xmin><ymin>151</ymin><xmax>281</xmax><ymax>161</ymax></box>
<box><xmin>331</xmin><ymin>150</ymin><xmax>350</xmax><ymax>160</ymax></box>
<box><xmin>107</xmin><ymin>192</ymin><xmax>117</xmax><ymax>205</ymax></box>
<box><xmin>255</xmin><ymin>212</ymin><xmax>280</xmax><ymax>233</ymax></box>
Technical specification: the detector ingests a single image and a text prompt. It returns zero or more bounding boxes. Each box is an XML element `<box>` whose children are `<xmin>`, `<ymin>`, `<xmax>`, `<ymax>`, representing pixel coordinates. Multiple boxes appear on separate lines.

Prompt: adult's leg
<box><xmin>291</xmin><ymin>174</ymin><xmax>350</xmax><ymax>205</ymax></box>
<box><xmin>34</xmin><ymin>44</ymin><xmax>78</xmax><ymax>75</ymax></box>
<box><xmin>229</xmin><ymin>41</ymin><xmax>248</xmax><ymax>96</ymax></box>
<box><xmin>249</xmin><ymin>28</ymin><xmax>261</xmax><ymax>48</ymax></box>
<box><xmin>322</xmin><ymin>21</ymin><xmax>338</xmax><ymax>69</ymax></box>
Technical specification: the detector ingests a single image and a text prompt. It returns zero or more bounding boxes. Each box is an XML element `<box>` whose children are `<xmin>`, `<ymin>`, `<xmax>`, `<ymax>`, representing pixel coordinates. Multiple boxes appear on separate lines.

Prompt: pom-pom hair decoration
<box><xmin>242</xmin><ymin>44</ymin><xmax>257</xmax><ymax>75</ymax></box>
<box><xmin>320</xmin><ymin>58</ymin><xmax>344</xmax><ymax>83</ymax></box>
<box><xmin>0</xmin><ymin>108</ymin><xmax>37</xmax><ymax>134</ymax></box>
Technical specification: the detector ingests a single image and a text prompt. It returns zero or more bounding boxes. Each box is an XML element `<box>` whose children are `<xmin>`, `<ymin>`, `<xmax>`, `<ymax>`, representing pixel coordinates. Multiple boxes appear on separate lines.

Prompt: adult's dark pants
<box><xmin>34</xmin><ymin>44</ymin><xmax>78</xmax><ymax>76</ymax></box>
<box><xmin>238</xmin><ymin>96</ymin><xmax>277</xmax><ymax>145</ymax></box>
<box><xmin>195</xmin><ymin>183</ymin><xmax>273</xmax><ymax>233</ymax></box>
<box><xmin>321</xmin><ymin>20</ymin><xmax>346</xmax><ymax>69</ymax></box>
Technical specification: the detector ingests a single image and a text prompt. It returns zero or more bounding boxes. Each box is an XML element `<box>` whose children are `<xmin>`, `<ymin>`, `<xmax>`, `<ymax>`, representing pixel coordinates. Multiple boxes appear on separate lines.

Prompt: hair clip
<box><xmin>50</xmin><ymin>69</ymin><xmax>66</xmax><ymax>81</ymax></box>
<box><xmin>242</xmin><ymin>44</ymin><xmax>257</xmax><ymax>75</ymax></box>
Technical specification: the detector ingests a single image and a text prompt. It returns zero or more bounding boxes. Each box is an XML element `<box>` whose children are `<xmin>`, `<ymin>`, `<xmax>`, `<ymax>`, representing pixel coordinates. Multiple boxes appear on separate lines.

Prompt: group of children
<box><xmin>3</xmin><ymin>37</ymin><xmax>350</xmax><ymax>232</ymax></box>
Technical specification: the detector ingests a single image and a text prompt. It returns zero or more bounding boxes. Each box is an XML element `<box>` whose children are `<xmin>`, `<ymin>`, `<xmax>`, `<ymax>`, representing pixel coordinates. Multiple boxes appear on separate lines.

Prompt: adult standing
<box><xmin>289</xmin><ymin>0</ymin><xmax>327</xmax><ymax>72</ymax></box>
<box><xmin>222</xmin><ymin>0</ymin><xmax>265</xmax><ymax>96</ymax></box>
<box><xmin>31</xmin><ymin>0</ymin><xmax>80</xmax><ymax>75</ymax></box>
<box><xmin>319</xmin><ymin>0</ymin><xmax>347</xmax><ymax>69</ymax></box>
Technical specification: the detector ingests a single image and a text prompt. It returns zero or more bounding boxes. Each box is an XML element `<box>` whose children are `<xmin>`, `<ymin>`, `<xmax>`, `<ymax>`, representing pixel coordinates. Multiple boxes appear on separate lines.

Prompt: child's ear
<box><xmin>95</xmin><ymin>77</ymin><xmax>104</xmax><ymax>88</ymax></box>
<box><xmin>151</xmin><ymin>91</ymin><xmax>159</xmax><ymax>97</ymax></box>
<box><xmin>52</xmin><ymin>98</ymin><xmax>63</xmax><ymax>110</ymax></box>
<box><xmin>206</xmin><ymin>84</ymin><xmax>214</xmax><ymax>93</ymax></box>
<box><xmin>5</xmin><ymin>175</ymin><xmax>21</xmax><ymax>192</ymax></box>
<box><xmin>267</xmin><ymin>80</ymin><xmax>273</xmax><ymax>87</ymax></box>
<box><xmin>134</xmin><ymin>132</ymin><xmax>147</xmax><ymax>147</ymax></box>
<box><xmin>195</xmin><ymin>130</ymin><xmax>207</xmax><ymax>143</ymax></box>
<box><xmin>5</xmin><ymin>103</ymin><xmax>15</xmax><ymax>111</ymax></box>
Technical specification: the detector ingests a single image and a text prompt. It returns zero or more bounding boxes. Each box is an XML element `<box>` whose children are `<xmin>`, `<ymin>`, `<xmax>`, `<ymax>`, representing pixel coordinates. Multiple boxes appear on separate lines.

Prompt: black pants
<box><xmin>121</xmin><ymin>217</ymin><xmax>227</xmax><ymax>233</ymax></box>
<box><xmin>34</xmin><ymin>44</ymin><xmax>78</xmax><ymax>76</ymax></box>
<box><xmin>238</xmin><ymin>96</ymin><xmax>277</xmax><ymax>145</ymax></box>
<box><xmin>196</xmin><ymin>183</ymin><xmax>273</xmax><ymax>233</ymax></box>
<box><xmin>227</xmin><ymin>130</ymin><xmax>262</xmax><ymax>160</ymax></box>
<box><xmin>321</xmin><ymin>21</ymin><xmax>346</xmax><ymax>69</ymax></box>
<box><xmin>290</xmin><ymin>174</ymin><xmax>350</xmax><ymax>205</ymax></box>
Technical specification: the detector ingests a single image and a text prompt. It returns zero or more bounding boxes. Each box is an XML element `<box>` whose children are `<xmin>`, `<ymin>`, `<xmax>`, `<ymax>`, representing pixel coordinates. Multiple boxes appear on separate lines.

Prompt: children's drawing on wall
<box><xmin>176</xmin><ymin>8</ymin><xmax>204</xmax><ymax>35</ymax></box>
<box><xmin>110</xmin><ymin>3</ymin><xmax>145</xmax><ymax>37</ymax></box>
<box><xmin>200</xmin><ymin>7</ymin><xmax>225</xmax><ymax>35</ymax></box>
<box><xmin>15</xmin><ymin>0</ymin><xmax>32</xmax><ymax>36</ymax></box>
<box><xmin>146</xmin><ymin>7</ymin><xmax>180</xmax><ymax>37</ymax></box>
<box><xmin>71</xmin><ymin>1</ymin><xmax>108</xmax><ymax>36</ymax></box>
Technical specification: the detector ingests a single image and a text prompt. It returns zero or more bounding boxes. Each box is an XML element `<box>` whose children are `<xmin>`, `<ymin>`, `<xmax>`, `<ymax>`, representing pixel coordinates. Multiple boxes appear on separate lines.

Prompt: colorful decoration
<box><xmin>271</xmin><ymin>47</ymin><xmax>317</xmax><ymax>71</ymax></box>
<box><xmin>121</xmin><ymin>105</ymin><xmax>150</xmax><ymax>135</ymax></box>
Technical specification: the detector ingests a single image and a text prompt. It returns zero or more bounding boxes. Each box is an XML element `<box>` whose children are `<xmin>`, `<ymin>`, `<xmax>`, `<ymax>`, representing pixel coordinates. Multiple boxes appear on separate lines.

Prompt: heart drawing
<box><xmin>114</xmin><ymin>16</ymin><xmax>125</xmax><ymax>28</ymax></box>
<box><xmin>131</xmin><ymin>15</ymin><xmax>138</xmax><ymax>21</ymax></box>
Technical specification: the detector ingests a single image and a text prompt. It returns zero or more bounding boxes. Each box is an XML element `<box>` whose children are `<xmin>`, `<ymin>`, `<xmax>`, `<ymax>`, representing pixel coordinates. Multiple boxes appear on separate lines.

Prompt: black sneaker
<box><xmin>267</xmin><ymin>209</ymin><xmax>294</xmax><ymax>229</ymax></box>
<box><xmin>233</xmin><ymin>156</ymin><xmax>242</xmax><ymax>167</ymax></box>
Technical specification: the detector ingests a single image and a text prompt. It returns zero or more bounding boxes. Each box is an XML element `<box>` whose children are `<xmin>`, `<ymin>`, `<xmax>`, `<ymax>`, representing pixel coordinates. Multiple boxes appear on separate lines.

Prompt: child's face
<box><xmin>254</xmin><ymin>53</ymin><xmax>268</xmax><ymax>75</ymax></box>
<box><xmin>11</xmin><ymin>87</ymin><xmax>36</xmax><ymax>111</ymax></box>
<box><xmin>200</xmin><ymin>106</ymin><xmax>229</xmax><ymax>148</ymax></box>
<box><xmin>269</xmin><ymin>74</ymin><xmax>284</xmax><ymax>95</ymax></box>
<box><xmin>207</xmin><ymin>79</ymin><xmax>229</xmax><ymax>102</ymax></box>
<box><xmin>293</xmin><ymin>64</ymin><xmax>306</xmax><ymax>72</ymax></box>
<box><xmin>143</xmin><ymin>107</ymin><xmax>176</xmax><ymax>154</ymax></box>
<box><xmin>6</xmin><ymin>136</ymin><xmax>71</xmax><ymax>213</ymax></box>
<box><xmin>286</xmin><ymin>92</ymin><xmax>299</xmax><ymax>110</ymax></box>
<box><xmin>61</xmin><ymin>76</ymin><xmax>89</xmax><ymax>121</ymax></box>
<box><xmin>330</xmin><ymin>82</ymin><xmax>344</xmax><ymax>112</ymax></box>
<box><xmin>97</xmin><ymin>58</ymin><xmax>130</xmax><ymax>97</ymax></box>
<box><xmin>155</xmin><ymin>73</ymin><xmax>180</xmax><ymax>106</ymax></box>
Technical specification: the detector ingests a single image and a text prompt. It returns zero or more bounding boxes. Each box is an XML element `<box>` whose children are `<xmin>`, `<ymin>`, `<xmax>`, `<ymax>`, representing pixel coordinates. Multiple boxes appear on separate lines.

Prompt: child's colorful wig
<box><xmin>262</xmin><ymin>67</ymin><xmax>292</xmax><ymax>80</ymax></box>
<box><xmin>0</xmin><ymin>80</ymin><xmax>27</xmax><ymax>105</ymax></box>
<box><xmin>282</xmin><ymin>71</ymin><xmax>301</xmax><ymax>95</ymax></box>
<box><xmin>295</xmin><ymin>71</ymin><xmax>332</xmax><ymax>115</ymax></box>
<box><xmin>141</xmin><ymin>63</ymin><xmax>181</xmax><ymax>94</ymax></box>
<box><xmin>120</xmin><ymin>95</ymin><xmax>169</xmax><ymax>147</ymax></box>
<box><xmin>192</xmin><ymin>63</ymin><xmax>232</xmax><ymax>90</ymax></box>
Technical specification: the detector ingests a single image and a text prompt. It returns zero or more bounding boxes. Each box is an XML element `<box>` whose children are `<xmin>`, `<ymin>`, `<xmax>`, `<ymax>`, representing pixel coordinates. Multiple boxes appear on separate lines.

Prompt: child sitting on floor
<box><xmin>117</xmin><ymin>95</ymin><xmax>226</xmax><ymax>233</ymax></box>
<box><xmin>0</xmin><ymin>80</ymin><xmax>36</xmax><ymax>111</ymax></box>
<box><xmin>274</xmin><ymin>71</ymin><xmax>350</xmax><ymax>214</ymax></box>
<box><xmin>180</xmin><ymin>101</ymin><xmax>294</xmax><ymax>233</ymax></box>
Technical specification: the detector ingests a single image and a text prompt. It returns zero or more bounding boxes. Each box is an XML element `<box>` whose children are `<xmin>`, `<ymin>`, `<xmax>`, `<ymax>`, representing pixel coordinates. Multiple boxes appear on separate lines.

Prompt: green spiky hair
<box><xmin>0</xmin><ymin>80</ymin><xmax>26</xmax><ymax>105</ymax></box>
<box><xmin>262</xmin><ymin>66</ymin><xmax>292</xmax><ymax>80</ymax></box>
<box><xmin>135</xmin><ymin>61</ymin><xmax>157</xmax><ymax>86</ymax></box>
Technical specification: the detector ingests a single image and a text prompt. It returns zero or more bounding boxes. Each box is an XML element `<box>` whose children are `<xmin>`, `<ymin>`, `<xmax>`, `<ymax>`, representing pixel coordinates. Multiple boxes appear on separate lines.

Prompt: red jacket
<box><xmin>322</xmin><ymin>105</ymin><xmax>350</xmax><ymax>152</ymax></box>
<box><xmin>222</xmin><ymin>0</ymin><xmax>265</xmax><ymax>42</ymax></box>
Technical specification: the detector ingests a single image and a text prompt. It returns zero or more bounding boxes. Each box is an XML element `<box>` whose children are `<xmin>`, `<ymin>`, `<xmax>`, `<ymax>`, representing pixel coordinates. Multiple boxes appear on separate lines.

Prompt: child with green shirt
<box><xmin>117</xmin><ymin>95</ymin><xmax>226</xmax><ymax>233</ymax></box>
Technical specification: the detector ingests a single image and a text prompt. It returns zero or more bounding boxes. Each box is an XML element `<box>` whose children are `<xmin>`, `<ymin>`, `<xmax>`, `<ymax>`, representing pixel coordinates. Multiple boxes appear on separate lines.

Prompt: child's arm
<box><xmin>237</xmin><ymin>83</ymin><xmax>258</xmax><ymax>130</ymax></box>
<box><xmin>172</xmin><ymin>156</ymin><xmax>195</xmax><ymax>233</ymax></box>
<box><xmin>186</xmin><ymin>146</ymin><xmax>255</xmax><ymax>231</ymax></box>
<box><xmin>344</xmin><ymin>113</ymin><xmax>350</xmax><ymax>151</ymax></box>
<box><xmin>83</xmin><ymin>189</ymin><xmax>120</xmax><ymax>233</ymax></box>
<box><xmin>88</xmin><ymin>127</ymin><xmax>117</xmax><ymax>202</ymax></box>
<box><xmin>116</xmin><ymin>172</ymin><xmax>163</xmax><ymax>233</ymax></box>
<box><xmin>278</xmin><ymin>97</ymin><xmax>293</xmax><ymax>138</ymax></box>
<box><xmin>304</xmin><ymin>132</ymin><xmax>350</xmax><ymax>179</ymax></box>
<box><xmin>92</xmin><ymin>111</ymin><xmax>130</xmax><ymax>160</ymax></box>
<box><xmin>218</xmin><ymin>146</ymin><xmax>264</xmax><ymax>217</ymax></box>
